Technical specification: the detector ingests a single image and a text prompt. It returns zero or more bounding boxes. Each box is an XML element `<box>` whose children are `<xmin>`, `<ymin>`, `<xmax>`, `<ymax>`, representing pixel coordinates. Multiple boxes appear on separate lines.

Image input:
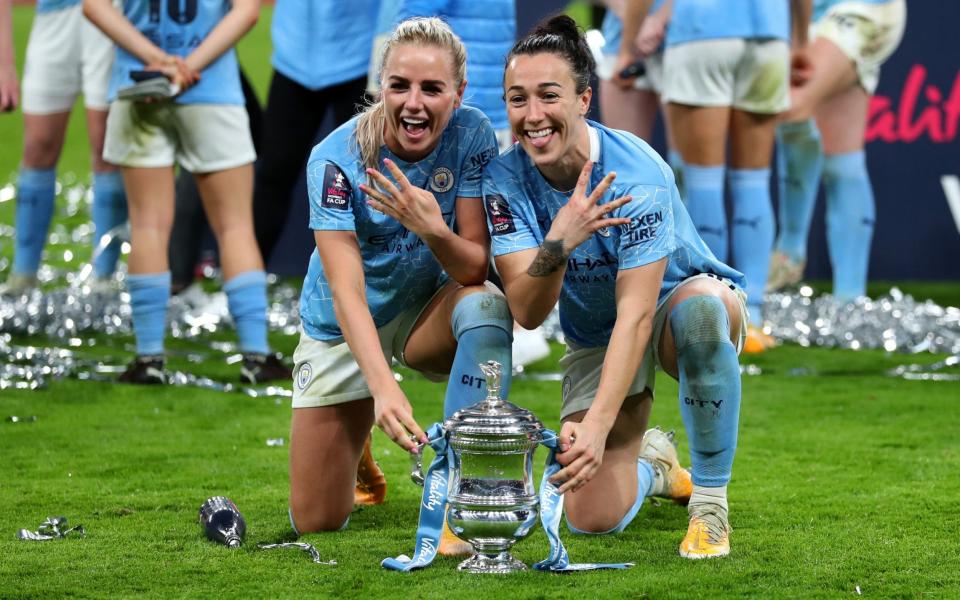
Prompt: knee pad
<box><xmin>670</xmin><ymin>296</ymin><xmax>730</xmax><ymax>351</ymax></box>
<box><xmin>450</xmin><ymin>291</ymin><xmax>512</xmax><ymax>340</ymax></box>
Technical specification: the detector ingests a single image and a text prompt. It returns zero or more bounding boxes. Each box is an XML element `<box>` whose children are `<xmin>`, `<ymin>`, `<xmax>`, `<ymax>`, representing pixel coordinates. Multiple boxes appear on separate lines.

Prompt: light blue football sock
<box><xmin>823</xmin><ymin>151</ymin><xmax>875</xmax><ymax>302</ymax></box>
<box><xmin>91</xmin><ymin>171</ymin><xmax>128</xmax><ymax>279</ymax></box>
<box><xmin>224</xmin><ymin>270</ymin><xmax>269</xmax><ymax>355</ymax></box>
<box><xmin>683</xmin><ymin>164</ymin><xmax>727</xmax><ymax>262</ymax></box>
<box><xmin>444</xmin><ymin>291</ymin><xmax>513</xmax><ymax>418</ymax></box>
<box><xmin>565</xmin><ymin>459</ymin><xmax>655</xmax><ymax>535</ymax></box>
<box><xmin>128</xmin><ymin>272</ymin><xmax>171</xmax><ymax>356</ymax></box>
<box><xmin>775</xmin><ymin>120</ymin><xmax>823</xmax><ymax>263</ymax></box>
<box><xmin>668</xmin><ymin>148</ymin><xmax>686</xmax><ymax>199</ymax></box>
<box><xmin>13</xmin><ymin>167</ymin><xmax>57</xmax><ymax>275</ymax></box>
<box><xmin>729</xmin><ymin>168</ymin><xmax>774</xmax><ymax>327</ymax></box>
<box><xmin>670</xmin><ymin>296</ymin><xmax>741</xmax><ymax>487</ymax></box>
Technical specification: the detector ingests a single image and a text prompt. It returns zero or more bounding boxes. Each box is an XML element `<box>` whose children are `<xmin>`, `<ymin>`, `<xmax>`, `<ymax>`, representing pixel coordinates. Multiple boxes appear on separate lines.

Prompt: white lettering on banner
<box><xmin>422</xmin><ymin>470</ymin><xmax>445</xmax><ymax>511</ymax></box>
<box><xmin>941</xmin><ymin>175</ymin><xmax>960</xmax><ymax>235</ymax></box>
<box><xmin>418</xmin><ymin>536</ymin><xmax>437</xmax><ymax>558</ymax></box>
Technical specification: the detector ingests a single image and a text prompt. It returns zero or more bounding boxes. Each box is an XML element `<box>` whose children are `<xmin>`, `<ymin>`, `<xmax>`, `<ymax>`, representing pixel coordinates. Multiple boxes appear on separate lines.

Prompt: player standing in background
<box><xmin>251</xmin><ymin>0</ymin><xmax>379</xmax><ymax>267</ymax></box>
<box><xmin>83</xmin><ymin>0</ymin><xmax>289</xmax><ymax>385</ymax></box>
<box><xmin>486</xmin><ymin>15</ymin><xmax>749</xmax><ymax>558</ymax></box>
<box><xmin>653</xmin><ymin>0</ymin><xmax>811</xmax><ymax>353</ymax></box>
<box><xmin>289</xmin><ymin>19</ymin><xmax>511</xmax><ymax>553</ymax></box>
<box><xmin>0</xmin><ymin>0</ymin><xmax>127</xmax><ymax>295</ymax></box>
<box><xmin>598</xmin><ymin>0</ymin><xmax>683</xmax><ymax>187</ymax></box>
<box><xmin>0</xmin><ymin>0</ymin><xmax>19</xmax><ymax>112</ymax></box>
<box><xmin>768</xmin><ymin>0</ymin><xmax>906</xmax><ymax>300</ymax></box>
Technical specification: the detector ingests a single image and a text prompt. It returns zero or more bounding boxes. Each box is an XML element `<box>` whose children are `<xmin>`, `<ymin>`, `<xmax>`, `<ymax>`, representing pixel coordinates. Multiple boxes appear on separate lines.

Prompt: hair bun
<box><xmin>535</xmin><ymin>14</ymin><xmax>581</xmax><ymax>40</ymax></box>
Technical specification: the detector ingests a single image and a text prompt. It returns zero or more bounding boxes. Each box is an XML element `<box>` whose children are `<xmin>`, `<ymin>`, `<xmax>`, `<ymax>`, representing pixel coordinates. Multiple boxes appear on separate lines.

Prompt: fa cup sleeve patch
<box><xmin>321</xmin><ymin>164</ymin><xmax>351</xmax><ymax>210</ymax></box>
<box><xmin>485</xmin><ymin>194</ymin><xmax>516</xmax><ymax>236</ymax></box>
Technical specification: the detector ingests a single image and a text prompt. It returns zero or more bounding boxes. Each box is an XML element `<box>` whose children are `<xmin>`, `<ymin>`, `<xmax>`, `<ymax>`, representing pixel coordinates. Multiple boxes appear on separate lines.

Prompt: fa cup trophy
<box><xmin>442</xmin><ymin>360</ymin><xmax>544</xmax><ymax>573</ymax></box>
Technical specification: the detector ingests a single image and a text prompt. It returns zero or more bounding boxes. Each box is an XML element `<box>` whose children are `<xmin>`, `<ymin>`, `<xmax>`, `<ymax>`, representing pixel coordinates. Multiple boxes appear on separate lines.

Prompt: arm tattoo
<box><xmin>527</xmin><ymin>240</ymin><xmax>567</xmax><ymax>277</ymax></box>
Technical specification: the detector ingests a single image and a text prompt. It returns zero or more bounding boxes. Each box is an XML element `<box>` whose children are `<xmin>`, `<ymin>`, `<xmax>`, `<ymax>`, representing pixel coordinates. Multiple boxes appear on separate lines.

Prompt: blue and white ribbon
<box><xmin>383</xmin><ymin>425</ymin><xmax>633</xmax><ymax>572</ymax></box>
<box><xmin>534</xmin><ymin>431</ymin><xmax>633</xmax><ymax>572</ymax></box>
<box><xmin>381</xmin><ymin>423</ymin><xmax>451</xmax><ymax>572</ymax></box>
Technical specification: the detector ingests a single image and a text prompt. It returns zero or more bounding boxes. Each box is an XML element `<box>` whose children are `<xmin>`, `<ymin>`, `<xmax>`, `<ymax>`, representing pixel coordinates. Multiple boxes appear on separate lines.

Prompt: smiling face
<box><xmin>504</xmin><ymin>52</ymin><xmax>592</xmax><ymax>187</ymax></box>
<box><xmin>381</xmin><ymin>43</ymin><xmax>465</xmax><ymax>163</ymax></box>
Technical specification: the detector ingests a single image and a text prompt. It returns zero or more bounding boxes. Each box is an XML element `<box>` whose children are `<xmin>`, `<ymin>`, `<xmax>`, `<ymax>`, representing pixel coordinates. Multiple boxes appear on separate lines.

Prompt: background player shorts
<box><xmin>21</xmin><ymin>4</ymin><xmax>115</xmax><ymax>114</ymax></box>
<box><xmin>103</xmin><ymin>102</ymin><xmax>256</xmax><ymax>173</ymax></box>
<box><xmin>662</xmin><ymin>38</ymin><xmax>790</xmax><ymax>113</ymax></box>
<box><xmin>813</xmin><ymin>0</ymin><xmax>906</xmax><ymax>94</ymax></box>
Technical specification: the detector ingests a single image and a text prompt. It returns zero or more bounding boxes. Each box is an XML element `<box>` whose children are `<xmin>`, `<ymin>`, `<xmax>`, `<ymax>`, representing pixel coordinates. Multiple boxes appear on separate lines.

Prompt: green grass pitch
<box><xmin>1</xmin><ymin>5</ymin><xmax>959</xmax><ymax>599</ymax></box>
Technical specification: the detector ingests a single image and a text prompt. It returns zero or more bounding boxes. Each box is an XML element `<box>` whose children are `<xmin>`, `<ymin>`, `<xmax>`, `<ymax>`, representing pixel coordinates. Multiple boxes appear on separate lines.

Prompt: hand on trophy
<box><xmin>374</xmin><ymin>388</ymin><xmax>427</xmax><ymax>452</ymax></box>
<box><xmin>550</xmin><ymin>419</ymin><xmax>610</xmax><ymax>494</ymax></box>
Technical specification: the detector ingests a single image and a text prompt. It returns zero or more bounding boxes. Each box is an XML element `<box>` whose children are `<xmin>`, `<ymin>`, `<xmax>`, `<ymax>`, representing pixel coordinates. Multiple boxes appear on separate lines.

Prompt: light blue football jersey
<box><xmin>483</xmin><ymin>122</ymin><xmax>745</xmax><ymax>348</ymax></box>
<box><xmin>36</xmin><ymin>0</ymin><xmax>81</xmax><ymax>13</ymax></box>
<box><xmin>299</xmin><ymin>106</ymin><xmax>499</xmax><ymax>341</ymax></box>
<box><xmin>666</xmin><ymin>0</ymin><xmax>791</xmax><ymax>46</ymax></box>
<box><xmin>813</xmin><ymin>0</ymin><xmax>895</xmax><ymax>21</ymax></box>
<box><xmin>109</xmin><ymin>0</ymin><xmax>242</xmax><ymax>105</ymax></box>
<box><xmin>600</xmin><ymin>0</ymin><xmax>666</xmax><ymax>57</ymax></box>
<box><xmin>271</xmin><ymin>0</ymin><xmax>380</xmax><ymax>90</ymax></box>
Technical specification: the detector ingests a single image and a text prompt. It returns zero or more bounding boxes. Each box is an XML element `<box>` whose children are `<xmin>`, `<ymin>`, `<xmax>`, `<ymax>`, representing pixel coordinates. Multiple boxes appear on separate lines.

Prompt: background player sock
<box><xmin>683</xmin><ymin>164</ymin><xmax>727</xmax><ymax>262</ymax></box>
<box><xmin>566</xmin><ymin>459</ymin><xmax>655</xmax><ymax>535</ymax></box>
<box><xmin>128</xmin><ymin>271</ymin><xmax>171</xmax><ymax>356</ymax></box>
<box><xmin>823</xmin><ymin>151</ymin><xmax>875</xmax><ymax>302</ymax></box>
<box><xmin>91</xmin><ymin>171</ymin><xmax>128</xmax><ymax>279</ymax></box>
<box><xmin>444</xmin><ymin>291</ymin><xmax>513</xmax><ymax>418</ymax></box>
<box><xmin>224</xmin><ymin>270</ymin><xmax>270</xmax><ymax>355</ymax></box>
<box><xmin>668</xmin><ymin>148</ymin><xmax>686</xmax><ymax>198</ymax></box>
<box><xmin>670</xmin><ymin>296</ymin><xmax>740</xmax><ymax>487</ymax></box>
<box><xmin>729</xmin><ymin>168</ymin><xmax>774</xmax><ymax>326</ymax></box>
<box><xmin>775</xmin><ymin>120</ymin><xmax>823</xmax><ymax>263</ymax></box>
<box><xmin>13</xmin><ymin>167</ymin><xmax>57</xmax><ymax>275</ymax></box>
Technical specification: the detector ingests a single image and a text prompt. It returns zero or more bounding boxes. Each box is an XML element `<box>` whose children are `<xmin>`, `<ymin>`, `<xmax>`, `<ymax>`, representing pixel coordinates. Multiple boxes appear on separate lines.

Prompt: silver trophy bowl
<box><xmin>443</xmin><ymin>361</ymin><xmax>544</xmax><ymax>573</ymax></box>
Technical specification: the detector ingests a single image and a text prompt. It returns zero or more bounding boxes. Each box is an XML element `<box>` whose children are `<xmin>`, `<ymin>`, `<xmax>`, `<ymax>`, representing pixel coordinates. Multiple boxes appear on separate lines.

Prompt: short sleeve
<box><xmin>482</xmin><ymin>170</ymin><xmax>540</xmax><ymax>257</ymax></box>
<box><xmin>456</xmin><ymin>119</ymin><xmax>499</xmax><ymax>199</ymax></box>
<box><xmin>307</xmin><ymin>159</ymin><xmax>358</xmax><ymax>231</ymax></box>
<box><xmin>617</xmin><ymin>184</ymin><xmax>677</xmax><ymax>269</ymax></box>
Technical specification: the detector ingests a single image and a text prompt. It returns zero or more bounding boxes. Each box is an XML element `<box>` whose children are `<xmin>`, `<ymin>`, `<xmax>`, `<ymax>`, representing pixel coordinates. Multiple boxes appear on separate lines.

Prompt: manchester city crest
<box><xmin>296</xmin><ymin>362</ymin><xmax>313</xmax><ymax>390</ymax></box>
<box><xmin>430</xmin><ymin>167</ymin><xmax>454</xmax><ymax>193</ymax></box>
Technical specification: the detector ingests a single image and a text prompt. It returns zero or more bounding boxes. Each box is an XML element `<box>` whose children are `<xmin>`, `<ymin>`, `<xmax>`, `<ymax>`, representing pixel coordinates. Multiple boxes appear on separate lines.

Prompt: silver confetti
<box><xmin>17</xmin><ymin>516</ymin><xmax>85</xmax><ymax>541</ymax></box>
<box><xmin>257</xmin><ymin>542</ymin><xmax>336</xmax><ymax>565</ymax></box>
<box><xmin>764</xmin><ymin>287</ymin><xmax>959</xmax><ymax>355</ymax></box>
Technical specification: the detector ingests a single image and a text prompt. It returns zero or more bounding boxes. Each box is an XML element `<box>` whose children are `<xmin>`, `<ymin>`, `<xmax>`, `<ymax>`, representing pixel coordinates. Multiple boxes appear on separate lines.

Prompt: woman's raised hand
<box><xmin>360</xmin><ymin>158</ymin><xmax>447</xmax><ymax>240</ymax></box>
<box><xmin>545</xmin><ymin>160</ymin><xmax>632</xmax><ymax>256</ymax></box>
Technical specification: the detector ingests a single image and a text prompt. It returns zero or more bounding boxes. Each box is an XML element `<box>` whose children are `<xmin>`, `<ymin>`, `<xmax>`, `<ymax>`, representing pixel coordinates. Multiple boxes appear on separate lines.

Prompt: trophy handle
<box><xmin>410</xmin><ymin>442</ymin><xmax>426</xmax><ymax>487</ymax></box>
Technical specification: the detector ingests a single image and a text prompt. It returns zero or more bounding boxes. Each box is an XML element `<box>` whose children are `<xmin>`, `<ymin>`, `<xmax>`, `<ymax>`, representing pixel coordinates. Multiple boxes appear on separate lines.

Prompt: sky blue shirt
<box><xmin>36</xmin><ymin>0</ymin><xmax>80</xmax><ymax>13</ymax></box>
<box><xmin>666</xmin><ymin>0</ymin><xmax>791</xmax><ymax>46</ymax></box>
<box><xmin>109</xmin><ymin>0</ymin><xmax>242</xmax><ymax>105</ymax></box>
<box><xmin>483</xmin><ymin>122</ymin><xmax>745</xmax><ymax>348</ymax></box>
<box><xmin>271</xmin><ymin>0</ymin><xmax>380</xmax><ymax>90</ymax></box>
<box><xmin>300</xmin><ymin>106</ymin><xmax>498</xmax><ymax>341</ymax></box>
<box><xmin>813</xmin><ymin>0</ymin><xmax>895</xmax><ymax>21</ymax></box>
<box><xmin>600</xmin><ymin>0</ymin><xmax>666</xmax><ymax>57</ymax></box>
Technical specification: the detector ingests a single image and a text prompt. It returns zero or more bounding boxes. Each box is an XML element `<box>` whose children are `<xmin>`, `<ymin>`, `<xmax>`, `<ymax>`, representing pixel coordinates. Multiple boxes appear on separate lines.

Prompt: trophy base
<box><xmin>457</xmin><ymin>552</ymin><xmax>527</xmax><ymax>574</ymax></box>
